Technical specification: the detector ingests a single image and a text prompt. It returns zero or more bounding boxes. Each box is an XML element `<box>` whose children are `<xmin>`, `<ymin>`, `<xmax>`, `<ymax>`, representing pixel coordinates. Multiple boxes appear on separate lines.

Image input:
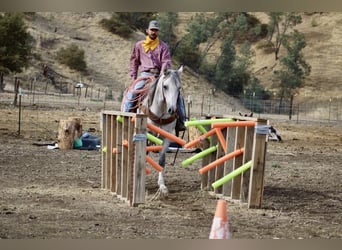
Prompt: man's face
<box><xmin>146</xmin><ymin>28</ymin><xmax>159</xmax><ymax>40</ymax></box>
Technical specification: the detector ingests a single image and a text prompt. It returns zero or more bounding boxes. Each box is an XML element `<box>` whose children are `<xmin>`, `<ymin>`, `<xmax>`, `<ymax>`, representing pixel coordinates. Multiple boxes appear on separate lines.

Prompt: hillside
<box><xmin>10</xmin><ymin>12</ymin><xmax>342</xmax><ymax>116</ymax></box>
<box><xmin>252</xmin><ymin>12</ymin><xmax>342</xmax><ymax>103</ymax></box>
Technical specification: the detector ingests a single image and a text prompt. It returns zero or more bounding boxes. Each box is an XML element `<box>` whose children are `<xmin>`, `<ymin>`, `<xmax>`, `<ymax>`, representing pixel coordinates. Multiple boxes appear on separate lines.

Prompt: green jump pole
<box><xmin>181</xmin><ymin>145</ymin><xmax>218</xmax><ymax>167</ymax></box>
<box><xmin>196</xmin><ymin>123</ymin><xmax>211</xmax><ymax>140</ymax></box>
<box><xmin>116</xmin><ymin>115</ymin><xmax>123</xmax><ymax>123</ymax></box>
<box><xmin>188</xmin><ymin>118</ymin><xmax>211</xmax><ymax>142</ymax></box>
<box><xmin>185</xmin><ymin>118</ymin><xmax>234</xmax><ymax>127</ymax></box>
<box><xmin>211</xmin><ymin>161</ymin><xmax>252</xmax><ymax>189</ymax></box>
<box><xmin>195</xmin><ymin>123</ymin><xmax>207</xmax><ymax>134</ymax></box>
<box><xmin>146</xmin><ymin>133</ymin><xmax>163</xmax><ymax>145</ymax></box>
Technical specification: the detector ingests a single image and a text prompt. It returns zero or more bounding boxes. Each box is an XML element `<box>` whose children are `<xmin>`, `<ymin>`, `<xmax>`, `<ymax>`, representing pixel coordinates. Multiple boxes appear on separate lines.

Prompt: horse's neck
<box><xmin>149</xmin><ymin>84</ymin><xmax>167</xmax><ymax>118</ymax></box>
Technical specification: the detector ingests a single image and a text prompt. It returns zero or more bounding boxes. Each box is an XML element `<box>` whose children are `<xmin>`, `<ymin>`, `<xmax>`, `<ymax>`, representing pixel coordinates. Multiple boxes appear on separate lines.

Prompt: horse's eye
<box><xmin>163</xmin><ymin>85</ymin><xmax>168</xmax><ymax>90</ymax></box>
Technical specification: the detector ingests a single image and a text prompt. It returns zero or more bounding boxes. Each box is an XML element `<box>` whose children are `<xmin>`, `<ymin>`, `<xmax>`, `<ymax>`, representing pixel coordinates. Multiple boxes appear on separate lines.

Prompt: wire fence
<box><xmin>1</xmin><ymin>87</ymin><xmax>341</xmax><ymax>124</ymax></box>
<box><xmin>0</xmin><ymin>89</ymin><xmax>119</xmax><ymax>139</ymax></box>
<box><xmin>192</xmin><ymin>94</ymin><xmax>342</xmax><ymax>122</ymax></box>
<box><xmin>243</xmin><ymin>98</ymin><xmax>342</xmax><ymax>122</ymax></box>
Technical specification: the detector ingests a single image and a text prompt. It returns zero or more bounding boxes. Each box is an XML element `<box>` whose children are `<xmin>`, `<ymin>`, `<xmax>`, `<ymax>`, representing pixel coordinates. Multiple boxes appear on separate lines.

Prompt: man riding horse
<box><xmin>122</xmin><ymin>20</ymin><xmax>186</xmax><ymax>132</ymax></box>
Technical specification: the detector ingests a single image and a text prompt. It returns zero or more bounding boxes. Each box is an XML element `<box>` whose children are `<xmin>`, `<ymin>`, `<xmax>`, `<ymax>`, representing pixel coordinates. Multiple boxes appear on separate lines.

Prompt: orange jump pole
<box><xmin>199</xmin><ymin>147</ymin><xmax>245</xmax><ymax>175</ymax></box>
<box><xmin>112</xmin><ymin>139</ymin><xmax>129</xmax><ymax>154</ymax></box>
<box><xmin>113</xmin><ymin>142</ymin><xmax>162</xmax><ymax>153</ymax></box>
<box><xmin>212</xmin><ymin>120</ymin><xmax>256</xmax><ymax>128</ymax></box>
<box><xmin>146</xmin><ymin>155</ymin><xmax>163</xmax><ymax>172</ymax></box>
<box><xmin>147</xmin><ymin>123</ymin><xmax>186</xmax><ymax>146</ymax></box>
<box><xmin>146</xmin><ymin>145</ymin><xmax>163</xmax><ymax>152</ymax></box>
<box><xmin>184</xmin><ymin>128</ymin><xmax>217</xmax><ymax>149</ymax></box>
<box><xmin>215</xmin><ymin>128</ymin><xmax>227</xmax><ymax>153</ymax></box>
<box><xmin>145</xmin><ymin>167</ymin><xmax>152</xmax><ymax>175</ymax></box>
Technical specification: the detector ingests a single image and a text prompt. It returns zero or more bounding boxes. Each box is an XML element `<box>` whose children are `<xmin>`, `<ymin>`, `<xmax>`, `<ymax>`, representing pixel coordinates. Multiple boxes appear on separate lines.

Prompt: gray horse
<box><xmin>140</xmin><ymin>66</ymin><xmax>183</xmax><ymax>198</ymax></box>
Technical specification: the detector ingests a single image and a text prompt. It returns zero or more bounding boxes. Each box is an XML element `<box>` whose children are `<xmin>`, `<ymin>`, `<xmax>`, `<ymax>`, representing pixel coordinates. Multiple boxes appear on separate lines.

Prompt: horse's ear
<box><xmin>178</xmin><ymin>65</ymin><xmax>183</xmax><ymax>74</ymax></box>
<box><xmin>162</xmin><ymin>68</ymin><xmax>168</xmax><ymax>76</ymax></box>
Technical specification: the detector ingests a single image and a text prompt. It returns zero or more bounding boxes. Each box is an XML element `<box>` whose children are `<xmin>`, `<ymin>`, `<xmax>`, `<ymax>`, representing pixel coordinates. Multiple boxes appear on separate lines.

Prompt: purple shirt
<box><xmin>129</xmin><ymin>39</ymin><xmax>171</xmax><ymax>80</ymax></box>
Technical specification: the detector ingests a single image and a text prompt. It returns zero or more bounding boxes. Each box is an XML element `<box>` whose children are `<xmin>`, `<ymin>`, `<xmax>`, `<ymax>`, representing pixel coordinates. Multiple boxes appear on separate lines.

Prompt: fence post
<box><xmin>240</xmin><ymin>126</ymin><xmax>254</xmax><ymax>202</ymax></box>
<box><xmin>248</xmin><ymin>119</ymin><xmax>268</xmax><ymax>208</ymax></box>
<box><xmin>132</xmin><ymin>114</ymin><xmax>147</xmax><ymax>206</ymax></box>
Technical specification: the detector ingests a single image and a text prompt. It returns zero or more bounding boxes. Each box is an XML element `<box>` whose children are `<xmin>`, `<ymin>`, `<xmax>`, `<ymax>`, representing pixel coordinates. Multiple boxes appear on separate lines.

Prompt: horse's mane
<box><xmin>145</xmin><ymin>70</ymin><xmax>180</xmax><ymax>109</ymax></box>
<box><xmin>146</xmin><ymin>77</ymin><xmax>158</xmax><ymax>107</ymax></box>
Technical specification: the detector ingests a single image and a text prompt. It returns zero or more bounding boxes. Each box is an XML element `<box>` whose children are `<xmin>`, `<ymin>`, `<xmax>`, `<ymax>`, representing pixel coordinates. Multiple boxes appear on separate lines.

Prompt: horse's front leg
<box><xmin>157</xmin><ymin>138</ymin><xmax>170</xmax><ymax>195</ymax></box>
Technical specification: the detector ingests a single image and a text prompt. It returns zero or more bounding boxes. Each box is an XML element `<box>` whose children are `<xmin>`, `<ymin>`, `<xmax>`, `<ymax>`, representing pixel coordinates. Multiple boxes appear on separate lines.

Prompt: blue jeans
<box><xmin>177</xmin><ymin>94</ymin><xmax>186</xmax><ymax>125</ymax></box>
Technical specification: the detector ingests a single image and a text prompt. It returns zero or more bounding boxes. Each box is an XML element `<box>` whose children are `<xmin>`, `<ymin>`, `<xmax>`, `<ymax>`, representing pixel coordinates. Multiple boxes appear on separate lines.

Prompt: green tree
<box><xmin>215</xmin><ymin>38</ymin><xmax>257</xmax><ymax>96</ymax></box>
<box><xmin>174</xmin><ymin>35</ymin><xmax>202</xmax><ymax>69</ymax></box>
<box><xmin>176</xmin><ymin>12</ymin><xmax>265</xmax><ymax>97</ymax></box>
<box><xmin>273</xmin><ymin>30</ymin><xmax>311</xmax><ymax>118</ymax></box>
<box><xmin>186</xmin><ymin>13</ymin><xmax>212</xmax><ymax>46</ymax></box>
<box><xmin>0</xmin><ymin>13</ymin><xmax>33</xmax><ymax>74</ymax></box>
<box><xmin>214</xmin><ymin>35</ymin><xmax>237</xmax><ymax>94</ymax></box>
<box><xmin>267</xmin><ymin>12</ymin><xmax>302</xmax><ymax>60</ymax></box>
<box><xmin>157</xmin><ymin>12</ymin><xmax>179</xmax><ymax>56</ymax></box>
<box><xmin>174</xmin><ymin>13</ymin><xmax>217</xmax><ymax>69</ymax></box>
<box><xmin>235</xmin><ymin>41</ymin><xmax>255</xmax><ymax>83</ymax></box>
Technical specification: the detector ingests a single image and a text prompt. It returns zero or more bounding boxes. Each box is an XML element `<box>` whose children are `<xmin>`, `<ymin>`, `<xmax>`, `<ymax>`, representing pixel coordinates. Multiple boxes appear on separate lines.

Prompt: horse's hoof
<box><xmin>149</xmin><ymin>185</ymin><xmax>168</xmax><ymax>201</ymax></box>
<box><xmin>159</xmin><ymin>184</ymin><xmax>169</xmax><ymax>195</ymax></box>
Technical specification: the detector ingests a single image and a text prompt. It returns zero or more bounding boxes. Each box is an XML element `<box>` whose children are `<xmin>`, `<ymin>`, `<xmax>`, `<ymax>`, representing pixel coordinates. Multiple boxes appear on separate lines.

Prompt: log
<box><xmin>57</xmin><ymin>117</ymin><xmax>82</xmax><ymax>149</ymax></box>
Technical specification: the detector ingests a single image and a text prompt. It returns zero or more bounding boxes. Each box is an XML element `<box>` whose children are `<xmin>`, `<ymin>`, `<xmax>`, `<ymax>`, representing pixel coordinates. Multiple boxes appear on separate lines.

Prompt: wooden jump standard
<box><xmin>101</xmin><ymin>111</ymin><xmax>268</xmax><ymax>209</ymax></box>
<box><xmin>101</xmin><ymin>111</ymin><xmax>147</xmax><ymax>207</ymax></box>
<box><xmin>184</xmin><ymin>116</ymin><xmax>268</xmax><ymax>209</ymax></box>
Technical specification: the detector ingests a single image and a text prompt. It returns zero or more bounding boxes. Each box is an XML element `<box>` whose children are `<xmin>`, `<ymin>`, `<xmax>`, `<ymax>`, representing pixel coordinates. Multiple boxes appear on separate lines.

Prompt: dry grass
<box><xmin>9</xmin><ymin>12</ymin><xmax>342</xmax><ymax>113</ymax></box>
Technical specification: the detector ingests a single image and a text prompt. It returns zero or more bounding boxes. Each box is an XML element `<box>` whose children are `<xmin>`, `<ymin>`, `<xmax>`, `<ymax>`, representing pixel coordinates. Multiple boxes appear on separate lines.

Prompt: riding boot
<box><xmin>176</xmin><ymin>95</ymin><xmax>187</xmax><ymax>132</ymax></box>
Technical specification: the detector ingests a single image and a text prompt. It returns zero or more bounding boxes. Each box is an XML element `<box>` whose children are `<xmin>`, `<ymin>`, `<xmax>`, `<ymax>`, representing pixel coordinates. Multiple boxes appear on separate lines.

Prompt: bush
<box><xmin>56</xmin><ymin>44</ymin><xmax>86</xmax><ymax>72</ymax></box>
<box><xmin>99</xmin><ymin>12</ymin><xmax>156</xmax><ymax>38</ymax></box>
<box><xmin>100</xmin><ymin>18</ymin><xmax>132</xmax><ymax>38</ymax></box>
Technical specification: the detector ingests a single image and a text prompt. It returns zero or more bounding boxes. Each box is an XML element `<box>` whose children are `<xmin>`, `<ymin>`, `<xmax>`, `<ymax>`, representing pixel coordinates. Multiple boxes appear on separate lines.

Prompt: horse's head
<box><xmin>158</xmin><ymin>65</ymin><xmax>183</xmax><ymax>115</ymax></box>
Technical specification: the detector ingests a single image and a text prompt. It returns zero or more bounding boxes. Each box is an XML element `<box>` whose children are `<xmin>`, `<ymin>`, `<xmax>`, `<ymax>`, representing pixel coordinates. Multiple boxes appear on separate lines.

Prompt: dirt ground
<box><xmin>0</xmin><ymin>102</ymin><xmax>341</xmax><ymax>239</ymax></box>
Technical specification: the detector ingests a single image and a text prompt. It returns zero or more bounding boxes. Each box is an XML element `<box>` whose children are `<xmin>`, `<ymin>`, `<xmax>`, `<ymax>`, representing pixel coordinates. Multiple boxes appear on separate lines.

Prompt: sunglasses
<box><xmin>150</xmin><ymin>29</ymin><xmax>159</xmax><ymax>32</ymax></box>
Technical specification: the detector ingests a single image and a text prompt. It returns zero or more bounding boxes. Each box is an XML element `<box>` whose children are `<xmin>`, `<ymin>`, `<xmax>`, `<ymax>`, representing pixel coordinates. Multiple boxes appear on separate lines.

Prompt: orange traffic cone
<box><xmin>209</xmin><ymin>199</ymin><xmax>230</xmax><ymax>239</ymax></box>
